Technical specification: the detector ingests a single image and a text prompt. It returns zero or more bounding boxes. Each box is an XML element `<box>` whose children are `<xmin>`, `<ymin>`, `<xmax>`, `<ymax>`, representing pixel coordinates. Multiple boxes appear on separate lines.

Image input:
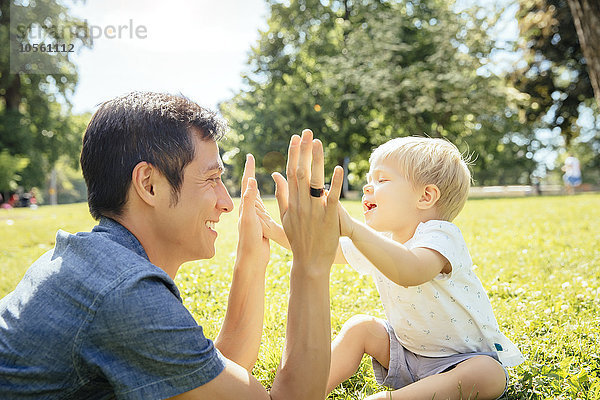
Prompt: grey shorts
<box><xmin>372</xmin><ymin>320</ymin><xmax>509</xmax><ymax>398</ymax></box>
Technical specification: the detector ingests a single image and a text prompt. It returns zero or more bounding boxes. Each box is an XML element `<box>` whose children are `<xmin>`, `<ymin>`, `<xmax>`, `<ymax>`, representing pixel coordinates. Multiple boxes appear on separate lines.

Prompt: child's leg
<box><xmin>365</xmin><ymin>355</ymin><xmax>507</xmax><ymax>400</ymax></box>
<box><xmin>327</xmin><ymin>314</ymin><xmax>390</xmax><ymax>394</ymax></box>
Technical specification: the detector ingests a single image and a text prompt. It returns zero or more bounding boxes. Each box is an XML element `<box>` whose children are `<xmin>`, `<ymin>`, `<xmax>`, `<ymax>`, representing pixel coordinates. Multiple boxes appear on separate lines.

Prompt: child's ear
<box><xmin>417</xmin><ymin>184</ymin><xmax>440</xmax><ymax>210</ymax></box>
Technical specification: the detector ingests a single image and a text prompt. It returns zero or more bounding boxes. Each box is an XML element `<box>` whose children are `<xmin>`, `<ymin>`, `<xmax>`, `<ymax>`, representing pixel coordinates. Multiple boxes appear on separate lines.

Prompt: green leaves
<box><xmin>0</xmin><ymin>149</ymin><xmax>29</xmax><ymax>192</ymax></box>
<box><xmin>0</xmin><ymin>0</ymin><xmax>92</xmax><ymax>191</ymax></box>
<box><xmin>220</xmin><ymin>0</ymin><xmax>540</xmax><ymax>193</ymax></box>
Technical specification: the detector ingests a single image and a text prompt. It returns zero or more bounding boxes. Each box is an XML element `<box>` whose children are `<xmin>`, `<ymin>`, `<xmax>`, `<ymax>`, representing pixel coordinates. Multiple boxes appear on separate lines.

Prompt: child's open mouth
<box><xmin>363</xmin><ymin>201</ymin><xmax>377</xmax><ymax>212</ymax></box>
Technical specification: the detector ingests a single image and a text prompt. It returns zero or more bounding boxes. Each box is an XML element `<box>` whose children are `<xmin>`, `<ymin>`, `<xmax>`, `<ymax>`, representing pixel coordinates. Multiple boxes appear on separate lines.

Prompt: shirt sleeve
<box><xmin>339</xmin><ymin>237</ymin><xmax>379</xmax><ymax>276</ymax></box>
<box><xmin>77</xmin><ymin>273</ymin><xmax>226</xmax><ymax>400</ymax></box>
<box><xmin>409</xmin><ymin>221</ymin><xmax>470</xmax><ymax>278</ymax></box>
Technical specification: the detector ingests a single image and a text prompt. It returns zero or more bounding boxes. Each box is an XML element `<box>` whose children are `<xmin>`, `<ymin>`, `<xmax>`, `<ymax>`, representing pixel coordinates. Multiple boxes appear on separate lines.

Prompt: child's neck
<box><xmin>391</xmin><ymin>210</ymin><xmax>441</xmax><ymax>244</ymax></box>
<box><xmin>391</xmin><ymin>225</ymin><xmax>418</xmax><ymax>244</ymax></box>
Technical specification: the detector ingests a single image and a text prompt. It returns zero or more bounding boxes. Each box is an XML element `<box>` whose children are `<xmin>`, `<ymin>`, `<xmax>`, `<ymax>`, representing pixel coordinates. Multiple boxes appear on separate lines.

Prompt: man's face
<box><xmin>155</xmin><ymin>137</ymin><xmax>233</xmax><ymax>262</ymax></box>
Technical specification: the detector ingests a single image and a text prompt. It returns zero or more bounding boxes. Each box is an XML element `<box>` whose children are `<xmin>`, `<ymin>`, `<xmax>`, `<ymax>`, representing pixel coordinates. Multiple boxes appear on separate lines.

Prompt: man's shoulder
<box><xmin>12</xmin><ymin>225</ymin><xmax>176</xmax><ymax>315</ymax></box>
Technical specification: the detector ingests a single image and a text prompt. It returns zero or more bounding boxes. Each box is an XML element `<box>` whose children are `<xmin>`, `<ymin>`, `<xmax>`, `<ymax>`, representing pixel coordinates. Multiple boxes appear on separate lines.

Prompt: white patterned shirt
<box><xmin>340</xmin><ymin>220</ymin><xmax>524</xmax><ymax>367</ymax></box>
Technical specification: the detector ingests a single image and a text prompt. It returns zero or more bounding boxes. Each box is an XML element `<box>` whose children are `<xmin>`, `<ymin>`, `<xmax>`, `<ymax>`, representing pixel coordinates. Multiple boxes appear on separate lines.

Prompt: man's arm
<box><xmin>340</xmin><ymin>205</ymin><xmax>447</xmax><ymax>287</ymax></box>
<box><xmin>171</xmin><ymin>130</ymin><xmax>343</xmax><ymax>400</ymax></box>
<box><xmin>214</xmin><ymin>155</ymin><xmax>269</xmax><ymax>371</ymax></box>
<box><xmin>270</xmin><ymin>130</ymin><xmax>342</xmax><ymax>399</ymax></box>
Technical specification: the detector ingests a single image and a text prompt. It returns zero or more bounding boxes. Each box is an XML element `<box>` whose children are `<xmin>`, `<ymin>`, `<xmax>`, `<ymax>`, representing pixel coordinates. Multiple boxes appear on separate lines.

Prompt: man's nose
<box><xmin>363</xmin><ymin>184</ymin><xmax>374</xmax><ymax>195</ymax></box>
<box><xmin>216</xmin><ymin>183</ymin><xmax>234</xmax><ymax>213</ymax></box>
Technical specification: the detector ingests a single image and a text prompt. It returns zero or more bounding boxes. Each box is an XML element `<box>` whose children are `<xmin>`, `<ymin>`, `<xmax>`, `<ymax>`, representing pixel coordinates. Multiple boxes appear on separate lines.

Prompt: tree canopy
<box><xmin>0</xmin><ymin>0</ymin><xmax>91</xmax><ymax>194</ymax></box>
<box><xmin>220</xmin><ymin>0</ymin><xmax>540</xmax><ymax>193</ymax></box>
<box><xmin>510</xmin><ymin>0</ymin><xmax>599</xmax><ymax>181</ymax></box>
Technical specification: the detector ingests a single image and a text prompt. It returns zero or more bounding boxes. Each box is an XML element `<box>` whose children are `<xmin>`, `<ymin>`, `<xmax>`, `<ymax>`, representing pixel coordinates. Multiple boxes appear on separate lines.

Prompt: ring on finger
<box><xmin>310</xmin><ymin>187</ymin><xmax>324</xmax><ymax>198</ymax></box>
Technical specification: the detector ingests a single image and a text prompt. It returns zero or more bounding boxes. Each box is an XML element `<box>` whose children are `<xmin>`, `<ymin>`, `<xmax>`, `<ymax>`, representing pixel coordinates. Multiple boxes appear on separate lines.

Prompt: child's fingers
<box><xmin>255</xmin><ymin>198</ymin><xmax>267</xmax><ymax>213</ymax></box>
<box><xmin>272</xmin><ymin>172</ymin><xmax>289</xmax><ymax>221</ymax></box>
<box><xmin>255</xmin><ymin>203</ymin><xmax>271</xmax><ymax>222</ymax></box>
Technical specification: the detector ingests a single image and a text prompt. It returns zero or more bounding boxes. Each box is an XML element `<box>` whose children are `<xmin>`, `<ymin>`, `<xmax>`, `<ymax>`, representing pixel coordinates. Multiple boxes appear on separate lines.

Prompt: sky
<box><xmin>66</xmin><ymin>0</ymin><xmax>523</xmax><ymax>114</ymax></box>
<box><xmin>68</xmin><ymin>0</ymin><xmax>269</xmax><ymax>114</ymax></box>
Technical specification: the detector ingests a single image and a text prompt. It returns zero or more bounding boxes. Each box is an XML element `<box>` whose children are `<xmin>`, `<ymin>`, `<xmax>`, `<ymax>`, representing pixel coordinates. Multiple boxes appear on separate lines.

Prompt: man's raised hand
<box><xmin>237</xmin><ymin>154</ymin><xmax>269</xmax><ymax>262</ymax></box>
<box><xmin>272</xmin><ymin>130</ymin><xmax>344</xmax><ymax>271</ymax></box>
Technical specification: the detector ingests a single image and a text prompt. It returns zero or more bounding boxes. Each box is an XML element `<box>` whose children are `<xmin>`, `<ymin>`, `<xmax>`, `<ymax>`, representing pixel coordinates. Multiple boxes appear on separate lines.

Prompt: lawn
<box><xmin>1</xmin><ymin>194</ymin><xmax>599</xmax><ymax>399</ymax></box>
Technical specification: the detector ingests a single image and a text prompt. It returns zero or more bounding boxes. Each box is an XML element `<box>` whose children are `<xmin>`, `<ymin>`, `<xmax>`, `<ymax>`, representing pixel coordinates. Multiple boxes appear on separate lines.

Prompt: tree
<box><xmin>510</xmin><ymin>0</ymin><xmax>594</xmax><ymax>146</ymax></box>
<box><xmin>0</xmin><ymin>0</ymin><xmax>91</xmax><ymax>198</ymax></box>
<box><xmin>0</xmin><ymin>149</ymin><xmax>28</xmax><ymax>193</ymax></box>
<box><xmin>567</xmin><ymin>0</ymin><xmax>600</xmax><ymax>107</ymax></box>
<box><xmin>511</xmin><ymin>0</ymin><xmax>599</xmax><ymax>183</ymax></box>
<box><xmin>221</xmin><ymin>0</ymin><xmax>537</xmax><ymax>190</ymax></box>
<box><xmin>221</xmin><ymin>0</ymin><xmax>392</xmax><ymax>196</ymax></box>
<box><xmin>324</xmin><ymin>1</ymin><xmax>537</xmax><ymax>184</ymax></box>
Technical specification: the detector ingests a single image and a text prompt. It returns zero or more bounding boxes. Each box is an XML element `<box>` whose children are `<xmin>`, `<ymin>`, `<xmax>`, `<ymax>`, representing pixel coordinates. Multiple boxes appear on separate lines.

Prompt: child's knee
<box><xmin>341</xmin><ymin>315</ymin><xmax>387</xmax><ymax>339</ymax></box>
<box><xmin>454</xmin><ymin>355</ymin><xmax>507</xmax><ymax>399</ymax></box>
<box><xmin>339</xmin><ymin>315</ymin><xmax>390</xmax><ymax>359</ymax></box>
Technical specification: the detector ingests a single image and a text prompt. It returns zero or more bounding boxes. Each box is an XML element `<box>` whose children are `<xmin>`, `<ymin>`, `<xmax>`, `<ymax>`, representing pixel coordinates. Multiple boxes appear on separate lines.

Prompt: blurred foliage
<box><xmin>510</xmin><ymin>0</ymin><xmax>599</xmax><ymax>182</ymax></box>
<box><xmin>220</xmin><ymin>0</ymin><xmax>540</xmax><ymax>192</ymax></box>
<box><xmin>51</xmin><ymin>154</ymin><xmax>88</xmax><ymax>205</ymax></box>
<box><xmin>0</xmin><ymin>149</ymin><xmax>29</xmax><ymax>192</ymax></box>
<box><xmin>0</xmin><ymin>0</ymin><xmax>91</xmax><ymax>193</ymax></box>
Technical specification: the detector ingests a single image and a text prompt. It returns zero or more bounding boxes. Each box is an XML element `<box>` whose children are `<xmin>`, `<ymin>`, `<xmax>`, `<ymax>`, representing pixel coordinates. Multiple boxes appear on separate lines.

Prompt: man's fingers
<box><xmin>295</xmin><ymin>129</ymin><xmax>313</xmax><ymax>201</ymax></box>
<box><xmin>272</xmin><ymin>172</ymin><xmax>289</xmax><ymax>221</ymax></box>
<box><xmin>326</xmin><ymin>165</ymin><xmax>344</xmax><ymax>208</ymax></box>
<box><xmin>241</xmin><ymin>154</ymin><xmax>256</xmax><ymax>196</ymax></box>
<box><xmin>285</xmin><ymin>135</ymin><xmax>300</xmax><ymax>203</ymax></box>
<box><xmin>285</xmin><ymin>135</ymin><xmax>301</xmax><ymax>181</ymax></box>
<box><xmin>296</xmin><ymin>130</ymin><xmax>313</xmax><ymax>194</ymax></box>
<box><xmin>241</xmin><ymin>177</ymin><xmax>258</xmax><ymax>215</ymax></box>
<box><xmin>310</xmin><ymin>138</ymin><xmax>325</xmax><ymax>194</ymax></box>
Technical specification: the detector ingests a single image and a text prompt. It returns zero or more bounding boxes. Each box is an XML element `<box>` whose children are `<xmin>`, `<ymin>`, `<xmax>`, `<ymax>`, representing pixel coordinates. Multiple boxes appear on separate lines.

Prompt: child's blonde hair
<box><xmin>369</xmin><ymin>136</ymin><xmax>472</xmax><ymax>221</ymax></box>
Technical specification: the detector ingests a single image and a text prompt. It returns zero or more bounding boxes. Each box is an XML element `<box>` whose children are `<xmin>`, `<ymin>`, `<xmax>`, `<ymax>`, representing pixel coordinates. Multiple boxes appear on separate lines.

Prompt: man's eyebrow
<box><xmin>202</xmin><ymin>160</ymin><xmax>226</xmax><ymax>174</ymax></box>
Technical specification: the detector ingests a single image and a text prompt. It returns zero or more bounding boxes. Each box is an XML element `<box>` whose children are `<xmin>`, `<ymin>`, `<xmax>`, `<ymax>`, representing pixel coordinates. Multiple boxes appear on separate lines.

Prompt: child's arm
<box><xmin>255</xmin><ymin>199</ymin><xmax>347</xmax><ymax>264</ymax></box>
<box><xmin>339</xmin><ymin>204</ymin><xmax>449</xmax><ymax>287</ymax></box>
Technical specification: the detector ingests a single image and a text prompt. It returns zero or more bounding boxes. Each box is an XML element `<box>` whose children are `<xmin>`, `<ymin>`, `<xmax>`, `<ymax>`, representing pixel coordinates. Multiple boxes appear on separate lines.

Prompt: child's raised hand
<box><xmin>337</xmin><ymin>201</ymin><xmax>356</xmax><ymax>239</ymax></box>
<box><xmin>254</xmin><ymin>197</ymin><xmax>291</xmax><ymax>250</ymax></box>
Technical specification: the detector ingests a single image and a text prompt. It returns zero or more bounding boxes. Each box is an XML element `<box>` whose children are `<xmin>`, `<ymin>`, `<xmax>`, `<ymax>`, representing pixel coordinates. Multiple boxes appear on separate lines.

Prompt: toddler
<box><xmin>260</xmin><ymin>136</ymin><xmax>524</xmax><ymax>400</ymax></box>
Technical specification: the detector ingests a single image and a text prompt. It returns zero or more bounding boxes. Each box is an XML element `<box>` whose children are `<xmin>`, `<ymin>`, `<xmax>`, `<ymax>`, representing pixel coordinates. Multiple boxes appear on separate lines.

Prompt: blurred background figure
<box><xmin>562</xmin><ymin>153</ymin><xmax>582</xmax><ymax>194</ymax></box>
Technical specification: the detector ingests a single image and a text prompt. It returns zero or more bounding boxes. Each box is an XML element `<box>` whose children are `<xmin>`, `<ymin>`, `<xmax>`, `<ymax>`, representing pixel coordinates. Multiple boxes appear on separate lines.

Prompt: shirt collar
<box><xmin>93</xmin><ymin>217</ymin><xmax>150</xmax><ymax>261</ymax></box>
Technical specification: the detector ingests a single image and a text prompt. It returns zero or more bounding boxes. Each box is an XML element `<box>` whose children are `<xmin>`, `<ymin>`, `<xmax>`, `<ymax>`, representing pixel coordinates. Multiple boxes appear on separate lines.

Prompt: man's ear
<box><xmin>131</xmin><ymin>162</ymin><xmax>158</xmax><ymax>206</ymax></box>
<box><xmin>417</xmin><ymin>184</ymin><xmax>440</xmax><ymax>210</ymax></box>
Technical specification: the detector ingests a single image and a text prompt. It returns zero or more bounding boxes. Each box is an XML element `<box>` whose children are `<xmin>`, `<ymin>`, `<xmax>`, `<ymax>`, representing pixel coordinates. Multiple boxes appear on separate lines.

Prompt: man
<box><xmin>0</xmin><ymin>92</ymin><xmax>343</xmax><ymax>399</ymax></box>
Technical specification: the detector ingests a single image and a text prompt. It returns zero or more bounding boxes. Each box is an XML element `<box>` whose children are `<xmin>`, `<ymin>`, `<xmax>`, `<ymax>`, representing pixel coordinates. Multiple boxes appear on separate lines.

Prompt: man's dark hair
<box><xmin>80</xmin><ymin>92</ymin><xmax>226</xmax><ymax>220</ymax></box>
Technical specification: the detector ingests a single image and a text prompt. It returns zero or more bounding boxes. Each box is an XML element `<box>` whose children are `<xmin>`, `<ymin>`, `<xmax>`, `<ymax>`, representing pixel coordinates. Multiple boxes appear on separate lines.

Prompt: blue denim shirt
<box><xmin>0</xmin><ymin>217</ymin><xmax>225</xmax><ymax>399</ymax></box>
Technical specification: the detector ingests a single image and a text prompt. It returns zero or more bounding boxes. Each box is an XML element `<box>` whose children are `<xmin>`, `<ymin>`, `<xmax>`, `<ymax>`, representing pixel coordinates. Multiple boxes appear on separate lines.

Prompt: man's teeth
<box><xmin>205</xmin><ymin>221</ymin><xmax>216</xmax><ymax>230</ymax></box>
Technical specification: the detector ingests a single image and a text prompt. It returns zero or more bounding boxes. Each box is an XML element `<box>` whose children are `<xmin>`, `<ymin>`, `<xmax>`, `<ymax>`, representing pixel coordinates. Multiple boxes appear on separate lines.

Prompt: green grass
<box><xmin>1</xmin><ymin>194</ymin><xmax>599</xmax><ymax>398</ymax></box>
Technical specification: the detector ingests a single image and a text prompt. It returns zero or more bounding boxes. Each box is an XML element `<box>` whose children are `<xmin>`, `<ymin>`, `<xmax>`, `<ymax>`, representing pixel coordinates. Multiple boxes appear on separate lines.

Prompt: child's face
<box><xmin>362</xmin><ymin>160</ymin><xmax>422</xmax><ymax>237</ymax></box>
